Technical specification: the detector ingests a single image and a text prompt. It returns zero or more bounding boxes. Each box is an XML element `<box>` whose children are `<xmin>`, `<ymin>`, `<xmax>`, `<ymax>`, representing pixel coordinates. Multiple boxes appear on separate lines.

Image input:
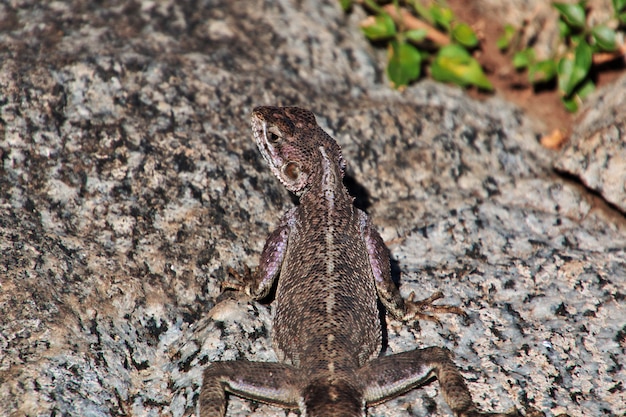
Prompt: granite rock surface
<box><xmin>555</xmin><ymin>73</ymin><xmax>626</xmax><ymax>214</ymax></box>
<box><xmin>1</xmin><ymin>1</ymin><xmax>625</xmax><ymax>417</ymax></box>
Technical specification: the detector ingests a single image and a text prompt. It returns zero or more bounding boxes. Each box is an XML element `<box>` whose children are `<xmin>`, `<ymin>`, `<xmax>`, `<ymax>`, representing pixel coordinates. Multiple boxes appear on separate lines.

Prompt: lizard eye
<box><xmin>267</xmin><ymin>126</ymin><xmax>282</xmax><ymax>143</ymax></box>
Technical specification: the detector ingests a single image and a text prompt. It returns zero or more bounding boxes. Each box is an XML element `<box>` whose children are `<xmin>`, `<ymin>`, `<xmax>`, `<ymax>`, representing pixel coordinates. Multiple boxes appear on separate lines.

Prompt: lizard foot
<box><xmin>459</xmin><ymin>409</ymin><xmax>519</xmax><ymax>417</ymax></box>
<box><xmin>403</xmin><ymin>291</ymin><xmax>467</xmax><ymax>325</ymax></box>
<box><xmin>522</xmin><ymin>407</ymin><xmax>547</xmax><ymax>417</ymax></box>
<box><xmin>221</xmin><ymin>265</ymin><xmax>254</xmax><ymax>296</ymax></box>
<box><xmin>459</xmin><ymin>405</ymin><xmax>545</xmax><ymax>417</ymax></box>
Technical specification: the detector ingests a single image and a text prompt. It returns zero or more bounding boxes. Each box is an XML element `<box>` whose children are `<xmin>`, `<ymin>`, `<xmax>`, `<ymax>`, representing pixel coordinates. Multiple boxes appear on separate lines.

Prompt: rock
<box><xmin>555</xmin><ymin>73</ymin><xmax>626</xmax><ymax>214</ymax></box>
<box><xmin>0</xmin><ymin>1</ymin><xmax>624</xmax><ymax>417</ymax></box>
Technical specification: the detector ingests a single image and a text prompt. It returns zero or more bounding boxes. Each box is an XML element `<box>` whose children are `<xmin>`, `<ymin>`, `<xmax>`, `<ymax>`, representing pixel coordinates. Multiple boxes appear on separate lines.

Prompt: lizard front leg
<box><xmin>226</xmin><ymin>207</ymin><xmax>297</xmax><ymax>300</ymax></box>
<box><xmin>358</xmin><ymin>210</ymin><xmax>464</xmax><ymax>322</ymax></box>
<box><xmin>201</xmin><ymin>208</ymin><xmax>298</xmax><ymax>417</ymax></box>
<box><xmin>200</xmin><ymin>361</ymin><xmax>301</xmax><ymax>417</ymax></box>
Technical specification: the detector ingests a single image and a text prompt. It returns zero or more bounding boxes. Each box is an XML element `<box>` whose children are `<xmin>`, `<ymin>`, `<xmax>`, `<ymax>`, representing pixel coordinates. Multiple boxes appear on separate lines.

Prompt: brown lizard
<box><xmin>200</xmin><ymin>106</ymin><xmax>540</xmax><ymax>417</ymax></box>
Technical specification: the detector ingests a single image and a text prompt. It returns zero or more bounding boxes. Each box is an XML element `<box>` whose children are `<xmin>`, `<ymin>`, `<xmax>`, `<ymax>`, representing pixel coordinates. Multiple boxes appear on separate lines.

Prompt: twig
<box><xmin>382</xmin><ymin>4</ymin><xmax>450</xmax><ymax>46</ymax></box>
<box><xmin>592</xmin><ymin>43</ymin><xmax>626</xmax><ymax>65</ymax></box>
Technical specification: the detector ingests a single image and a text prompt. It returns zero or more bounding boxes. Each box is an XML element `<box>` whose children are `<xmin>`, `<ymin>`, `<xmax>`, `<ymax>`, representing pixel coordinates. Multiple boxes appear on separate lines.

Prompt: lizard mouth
<box><xmin>251</xmin><ymin>114</ymin><xmax>281</xmax><ymax>169</ymax></box>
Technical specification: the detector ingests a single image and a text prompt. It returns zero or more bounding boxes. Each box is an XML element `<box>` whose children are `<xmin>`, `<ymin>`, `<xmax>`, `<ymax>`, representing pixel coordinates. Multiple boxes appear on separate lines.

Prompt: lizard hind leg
<box><xmin>200</xmin><ymin>360</ymin><xmax>300</xmax><ymax>417</ymax></box>
<box><xmin>359</xmin><ymin>347</ymin><xmax>527</xmax><ymax>417</ymax></box>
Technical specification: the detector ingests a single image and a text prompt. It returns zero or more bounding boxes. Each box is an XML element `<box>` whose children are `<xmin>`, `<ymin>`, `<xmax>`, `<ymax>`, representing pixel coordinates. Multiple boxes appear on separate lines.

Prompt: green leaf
<box><xmin>613</xmin><ymin>0</ymin><xmax>626</xmax><ymax>12</ymax></box>
<box><xmin>561</xmin><ymin>95</ymin><xmax>580</xmax><ymax>112</ymax></box>
<box><xmin>572</xmin><ymin>40</ymin><xmax>592</xmax><ymax>86</ymax></box>
<box><xmin>592</xmin><ymin>25</ymin><xmax>617</xmax><ymax>51</ymax></box>
<box><xmin>570</xmin><ymin>33</ymin><xmax>586</xmax><ymax>45</ymax></box>
<box><xmin>553</xmin><ymin>2</ymin><xmax>586</xmax><ymax>29</ymax></box>
<box><xmin>412</xmin><ymin>2</ymin><xmax>434</xmax><ymax>24</ymax></box>
<box><xmin>558</xmin><ymin>41</ymin><xmax>592</xmax><ymax>96</ymax></box>
<box><xmin>452</xmin><ymin>23</ymin><xmax>479</xmax><ymax>47</ymax></box>
<box><xmin>529</xmin><ymin>59</ymin><xmax>557</xmax><ymax>83</ymax></box>
<box><xmin>339</xmin><ymin>0</ymin><xmax>352</xmax><ymax>12</ymax></box>
<box><xmin>387</xmin><ymin>40</ymin><xmax>422</xmax><ymax>88</ymax></box>
<box><xmin>404</xmin><ymin>29</ymin><xmax>428</xmax><ymax>43</ymax></box>
<box><xmin>557</xmin><ymin>19</ymin><xmax>571</xmax><ymax>38</ymax></box>
<box><xmin>430</xmin><ymin>5</ymin><xmax>454</xmax><ymax>31</ymax></box>
<box><xmin>576</xmin><ymin>78</ymin><xmax>595</xmax><ymax>100</ymax></box>
<box><xmin>360</xmin><ymin>13</ymin><xmax>396</xmax><ymax>41</ymax></box>
<box><xmin>561</xmin><ymin>76</ymin><xmax>595</xmax><ymax>113</ymax></box>
<box><xmin>557</xmin><ymin>56</ymin><xmax>575</xmax><ymax>95</ymax></box>
<box><xmin>512</xmin><ymin>48</ymin><xmax>535</xmax><ymax>69</ymax></box>
<box><xmin>497</xmin><ymin>24</ymin><xmax>516</xmax><ymax>50</ymax></box>
<box><xmin>620</xmin><ymin>11</ymin><xmax>626</xmax><ymax>25</ymax></box>
<box><xmin>431</xmin><ymin>44</ymin><xmax>493</xmax><ymax>90</ymax></box>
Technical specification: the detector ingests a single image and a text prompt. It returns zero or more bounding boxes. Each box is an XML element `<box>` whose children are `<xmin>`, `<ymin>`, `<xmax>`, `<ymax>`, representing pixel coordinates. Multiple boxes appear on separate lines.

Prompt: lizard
<box><xmin>200</xmin><ymin>106</ymin><xmax>540</xmax><ymax>417</ymax></box>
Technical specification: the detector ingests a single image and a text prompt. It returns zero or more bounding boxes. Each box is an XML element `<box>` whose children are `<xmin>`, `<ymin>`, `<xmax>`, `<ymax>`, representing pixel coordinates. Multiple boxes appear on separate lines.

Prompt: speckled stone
<box><xmin>555</xmin><ymin>73</ymin><xmax>626</xmax><ymax>214</ymax></box>
<box><xmin>1</xmin><ymin>1</ymin><xmax>624</xmax><ymax>417</ymax></box>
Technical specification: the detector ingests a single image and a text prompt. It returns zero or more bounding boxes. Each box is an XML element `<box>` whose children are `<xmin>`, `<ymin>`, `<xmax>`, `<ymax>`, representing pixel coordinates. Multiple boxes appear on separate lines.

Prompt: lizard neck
<box><xmin>299</xmin><ymin>146</ymin><xmax>352</xmax><ymax>211</ymax></box>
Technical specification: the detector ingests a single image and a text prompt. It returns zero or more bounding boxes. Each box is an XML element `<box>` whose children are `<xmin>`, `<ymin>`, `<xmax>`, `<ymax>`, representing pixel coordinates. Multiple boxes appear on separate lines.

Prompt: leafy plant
<box><xmin>343</xmin><ymin>0</ymin><xmax>492</xmax><ymax>90</ymax></box>
<box><xmin>499</xmin><ymin>0</ymin><xmax>626</xmax><ymax>112</ymax></box>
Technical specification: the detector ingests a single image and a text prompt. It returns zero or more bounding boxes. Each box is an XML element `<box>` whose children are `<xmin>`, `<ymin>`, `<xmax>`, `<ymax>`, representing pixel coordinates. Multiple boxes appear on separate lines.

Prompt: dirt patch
<box><xmin>447</xmin><ymin>0</ymin><xmax>625</xmax><ymax>141</ymax></box>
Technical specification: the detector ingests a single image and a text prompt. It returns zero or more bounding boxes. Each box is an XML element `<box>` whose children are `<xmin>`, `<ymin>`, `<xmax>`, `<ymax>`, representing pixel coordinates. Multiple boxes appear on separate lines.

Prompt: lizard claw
<box><xmin>221</xmin><ymin>265</ymin><xmax>254</xmax><ymax>296</ymax></box>
<box><xmin>403</xmin><ymin>290</ymin><xmax>467</xmax><ymax>325</ymax></box>
<box><xmin>521</xmin><ymin>407</ymin><xmax>546</xmax><ymax>417</ymax></box>
<box><xmin>459</xmin><ymin>405</ymin><xmax>545</xmax><ymax>417</ymax></box>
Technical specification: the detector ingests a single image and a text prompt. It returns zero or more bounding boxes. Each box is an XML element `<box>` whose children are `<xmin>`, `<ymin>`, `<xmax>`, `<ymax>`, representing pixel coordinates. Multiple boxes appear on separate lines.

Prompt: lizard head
<box><xmin>251</xmin><ymin>106</ymin><xmax>346</xmax><ymax>196</ymax></box>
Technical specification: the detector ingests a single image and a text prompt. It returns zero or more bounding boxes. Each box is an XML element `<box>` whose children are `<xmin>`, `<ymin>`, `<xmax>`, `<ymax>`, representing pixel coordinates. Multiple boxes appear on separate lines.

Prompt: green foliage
<box><xmin>452</xmin><ymin>23</ymin><xmax>479</xmax><ymax>48</ymax></box>
<box><xmin>592</xmin><ymin>25</ymin><xmax>617</xmax><ymax>51</ymax></box>
<box><xmin>497</xmin><ymin>24</ymin><xmax>516</xmax><ymax>50</ymax></box>
<box><xmin>404</xmin><ymin>29</ymin><xmax>428</xmax><ymax>42</ymax></box>
<box><xmin>557</xmin><ymin>41</ymin><xmax>592</xmax><ymax>96</ymax></box>
<box><xmin>529</xmin><ymin>59</ymin><xmax>557</xmax><ymax>83</ymax></box>
<box><xmin>387</xmin><ymin>40</ymin><xmax>422</xmax><ymax>87</ymax></box>
<box><xmin>411</xmin><ymin>2</ymin><xmax>434</xmax><ymax>24</ymax></box>
<box><xmin>553</xmin><ymin>2</ymin><xmax>586</xmax><ymax>29</ymax></box>
<box><xmin>502</xmin><ymin>1</ymin><xmax>625</xmax><ymax>112</ymax></box>
<box><xmin>429</xmin><ymin>6</ymin><xmax>454</xmax><ymax>31</ymax></box>
<box><xmin>512</xmin><ymin>48</ymin><xmax>535</xmax><ymax>69</ymax></box>
<box><xmin>361</xmin><ymin>13</ymin><xmax>396</xmax><ymax>41</ymax></box>
<box><xmin>616</xmin><ymin>0</ymin><xmax>626</xmax><ymax>26</ymax></box>
<box><xmin>431</xmin><ymin>45</ymin><xmax>493</xmax><ymax>90</ymax></box>
<box><xmin>349</xmin><ymin>1</ymin><xmax>488</xmax><ymax>89</ymax></box>
<box><xmin>614</xmin><ymin>0</ymin><xmax>626</xmax><ymax>12</ymax></box>
<box><xmin>347</xmin><ymin>0</ymin><xmax>625</xmax><ymax>106</ymax></box>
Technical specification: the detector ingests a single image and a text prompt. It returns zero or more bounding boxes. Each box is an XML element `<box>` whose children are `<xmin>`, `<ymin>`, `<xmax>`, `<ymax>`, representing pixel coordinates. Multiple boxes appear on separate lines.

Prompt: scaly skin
<box><xmin>199</xmin><ymin>106</ymin><xmax>543</xmax><ymax>417</ymax></box>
